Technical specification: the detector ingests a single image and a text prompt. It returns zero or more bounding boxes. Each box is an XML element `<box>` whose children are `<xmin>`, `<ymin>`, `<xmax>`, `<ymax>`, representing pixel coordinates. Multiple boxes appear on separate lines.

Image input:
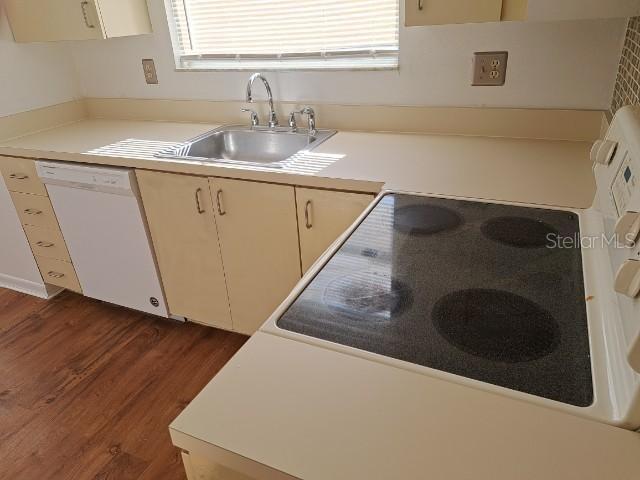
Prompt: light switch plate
<box><xmin>142</xmin><ymin>59</ymin><xmax>158</xmax><ymax>85</ymax></box>
<box><xmin>472</xmin><ymin>51</ymin><xmax>508</xmax><ymax>86</ymax></box>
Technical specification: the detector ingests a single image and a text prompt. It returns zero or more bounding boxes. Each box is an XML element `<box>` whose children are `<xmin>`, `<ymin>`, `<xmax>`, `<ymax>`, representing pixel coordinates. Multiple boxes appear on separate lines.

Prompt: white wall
<box><xmin>69</xmin><ymin>0</ymin><xmax>627</xmax><ymax>110</ymax></box>
<box><xmin>0</xmin><ymin>6</ymin><xmax>79</xmax><ymax>117</ymax></box>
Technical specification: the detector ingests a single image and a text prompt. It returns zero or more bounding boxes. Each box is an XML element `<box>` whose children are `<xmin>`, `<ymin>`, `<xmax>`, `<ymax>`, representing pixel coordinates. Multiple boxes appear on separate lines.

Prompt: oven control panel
<box><xmin>612</xmin><ymin>151</ymin><xmax>638</xmax><ymax>216</ymax></box>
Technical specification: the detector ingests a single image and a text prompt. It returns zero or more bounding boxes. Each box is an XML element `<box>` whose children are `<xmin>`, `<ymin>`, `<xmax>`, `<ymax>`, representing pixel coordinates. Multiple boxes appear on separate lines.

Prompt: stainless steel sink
<box><xmin>156</xmin><ymin>125</ymin><xmax>337</xmax><ymax>168</ymax></box>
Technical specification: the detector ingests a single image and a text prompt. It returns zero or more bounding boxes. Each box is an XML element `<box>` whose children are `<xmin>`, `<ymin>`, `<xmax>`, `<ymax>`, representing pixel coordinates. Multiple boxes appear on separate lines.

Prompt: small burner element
<box><xmin>481</xmin><ymin>216</ymin><xmax>558</xmax><ymax>248</ymax></box>
<box><xmin>394</xmin><ymin>204</ymin><xmax>462</xmax><ymax>235</ymax></box>
<box><xmin>324</xmin><ymin>271</ymin><xmax>412</xmax><ymax>321</ymax></box>
<box><xmin>432</xmin><ymin>289</ymin><xmax>560</xmax><ymax>363</ymax></box>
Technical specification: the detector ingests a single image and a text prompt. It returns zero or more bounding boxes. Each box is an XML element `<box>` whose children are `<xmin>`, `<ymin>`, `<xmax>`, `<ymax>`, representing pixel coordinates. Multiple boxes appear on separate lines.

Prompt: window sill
<box><xmin>175</xmin><ymin>56</ymin><xmax>399</xmax><ymax>72</ymax></box>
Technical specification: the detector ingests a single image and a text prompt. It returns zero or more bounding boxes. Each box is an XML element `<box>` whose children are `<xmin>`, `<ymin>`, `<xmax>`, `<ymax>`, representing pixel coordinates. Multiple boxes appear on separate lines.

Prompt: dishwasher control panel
<box><xmin>36</xmin><ymin>161</ymin><xmax>136</xmax><ymax>195</ymax></box>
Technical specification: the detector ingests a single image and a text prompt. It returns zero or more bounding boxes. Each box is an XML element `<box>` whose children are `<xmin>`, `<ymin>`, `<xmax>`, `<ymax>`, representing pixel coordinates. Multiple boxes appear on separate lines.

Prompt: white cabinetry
<box><xmin>5</xmin><ymin>0</ymin><xmax>151</xmax><ymax>43</ymax></box>
<box><xmin>526</xmin><ymin>0</ymin><xmax>640</xmax><ymax>22</ymax></box>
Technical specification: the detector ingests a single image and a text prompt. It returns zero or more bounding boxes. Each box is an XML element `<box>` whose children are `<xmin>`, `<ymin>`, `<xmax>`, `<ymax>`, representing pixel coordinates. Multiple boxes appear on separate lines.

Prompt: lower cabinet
<box><xmin>136</xmin><ymin>170</ymin><xmax>232</xmax><ymax>330</ymax></box>
<box><xmin>136</xmin><ymin>169</ymin><xmax>374</xmax><ymax>335</ymax></box>
<box><xmin>209</xmin><ymin>178</ymin><xmax>302</xmax><ymax>335</ymax></box>
<box><xmin>296</xmin><ymin>188</ymin><xmax>374</xmax><ymax>273</ymax></box>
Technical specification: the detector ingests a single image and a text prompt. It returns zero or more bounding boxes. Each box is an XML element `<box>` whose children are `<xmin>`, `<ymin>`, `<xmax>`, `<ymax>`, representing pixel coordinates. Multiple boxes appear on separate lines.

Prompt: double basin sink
<box><xmin>157</xmin><ymin>125</ymin><xmax>337</xmax><ymax>168</ymax></box>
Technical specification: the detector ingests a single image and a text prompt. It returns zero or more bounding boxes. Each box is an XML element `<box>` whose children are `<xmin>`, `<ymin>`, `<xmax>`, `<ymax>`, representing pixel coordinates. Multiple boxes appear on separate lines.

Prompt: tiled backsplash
<box><xmin>611</xmin><ymin>17</ymin><xmax>640</xmax><ymax>117</ymax></box>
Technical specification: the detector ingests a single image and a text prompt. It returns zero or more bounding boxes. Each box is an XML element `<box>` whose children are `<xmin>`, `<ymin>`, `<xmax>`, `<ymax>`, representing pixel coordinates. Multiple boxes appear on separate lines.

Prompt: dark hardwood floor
<box><xmin>0</xmin><ymin>288</ymin><xmax>248</xmax><ymax>480</ymax></box>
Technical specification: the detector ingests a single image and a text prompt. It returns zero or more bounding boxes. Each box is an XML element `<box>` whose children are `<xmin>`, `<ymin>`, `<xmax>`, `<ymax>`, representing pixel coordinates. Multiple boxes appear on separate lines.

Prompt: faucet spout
<box><xmin>246</xmin><ymin>73</ymin><xmax>279</xmax><ymax>128</ymax></box>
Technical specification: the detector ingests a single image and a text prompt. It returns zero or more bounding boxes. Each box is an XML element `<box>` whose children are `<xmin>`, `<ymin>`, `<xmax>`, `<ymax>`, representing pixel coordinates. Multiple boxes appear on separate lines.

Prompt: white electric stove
<box><xmin>262</xmin><ymin>106</ymin><xmax>640</xmax><ymax>430</ymax></box>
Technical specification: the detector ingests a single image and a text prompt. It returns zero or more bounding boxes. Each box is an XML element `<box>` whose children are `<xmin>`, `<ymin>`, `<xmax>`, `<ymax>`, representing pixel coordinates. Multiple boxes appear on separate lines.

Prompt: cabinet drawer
<box><xmin>10</xmin><ymin>192</ymin><xmax>60</xmax><ymax>229</ymax></box>
<box><xmin>0</xmin><ymin>157</ymin><xmax>47</xmax><ymax>195</ymax></box>
<box><xmin>23</xmin><ymin>225</ymin><xmax>71</xmax><ymax>262</ymax></box>
<box><xmin>35</xmin><ymin>256</ymin><xmax>81</xmax><ymax>293</ymax></box>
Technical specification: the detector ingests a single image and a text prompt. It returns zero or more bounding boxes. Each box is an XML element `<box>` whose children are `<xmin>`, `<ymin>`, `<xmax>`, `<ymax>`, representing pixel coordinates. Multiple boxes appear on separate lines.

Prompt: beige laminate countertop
<box><xmin>171</xmin><ymin>332</ymin><xmax>640</xmax><ymax>480</ymax></box>
<box><xmin>4</xmin><ymin>117</ymin><xmax>627</xmax><ymax>479</ymax></box>
<box><xmin>0</xmin><ymin>119</ymin><xmax>596</xmax><ymax>207</ymax></box>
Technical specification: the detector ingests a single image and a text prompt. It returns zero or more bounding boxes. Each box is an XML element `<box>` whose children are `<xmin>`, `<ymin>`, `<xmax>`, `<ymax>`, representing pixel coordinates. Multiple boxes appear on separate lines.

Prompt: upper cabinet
<box><xmin>5</xmin><ymin>0</ymin><xmax>152</xmax><ymax>43</ymax></box>
<box><xmin>525</xmin><ymin>0</ymin><xmax>640</xmax><ymax>22</ymax></box>
<box><xmin>405</xmin><ymin>0</ymin><xmax>640</xmax><ymax>26</ymax></box>
<box><xmin>406</xmin><ymin>0</ymin><xmax>503</xmax><ymax>27</ymax></box>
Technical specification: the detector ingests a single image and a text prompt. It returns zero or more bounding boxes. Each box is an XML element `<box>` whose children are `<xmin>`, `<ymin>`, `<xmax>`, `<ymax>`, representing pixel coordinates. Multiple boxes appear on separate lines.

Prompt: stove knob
<box><xmin>614</xmin><ymin>259</ymin><xmax>640</xmax><ymax>298</ymax></box>
<box><xmin>590</xmin><ymin>139</ymin><xmax>618</xmax><ymax>166</ymax></box>
<box><xmin>614</xmin><ymin>211</ymin><xmax>640</xmax><ymax>247</ymax></box>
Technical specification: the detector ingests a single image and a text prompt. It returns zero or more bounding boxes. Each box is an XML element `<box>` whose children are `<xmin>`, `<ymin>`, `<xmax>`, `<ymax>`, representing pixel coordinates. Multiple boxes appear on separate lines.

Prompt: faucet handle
<box><xmin>241</xmin><ymin>108</ymin><xmax>259</xmax><ymax>127</ymax></box>
<box><xmin>288</xmin><ymin>110</ymin><xmax>300</xmax><ymax>131</ymax></box>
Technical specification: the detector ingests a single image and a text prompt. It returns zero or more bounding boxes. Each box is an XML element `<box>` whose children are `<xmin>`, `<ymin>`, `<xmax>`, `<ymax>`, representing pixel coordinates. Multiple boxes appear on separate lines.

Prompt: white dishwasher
<box><xmin>36</xmin><ymin>161</ymin><xmax>169</xmax><ymax>317</ymax></box>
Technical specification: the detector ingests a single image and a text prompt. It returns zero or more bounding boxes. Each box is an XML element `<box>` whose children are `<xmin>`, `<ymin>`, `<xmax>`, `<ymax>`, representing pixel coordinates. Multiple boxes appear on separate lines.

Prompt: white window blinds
<box><xmin>168</xmin><ymin>0</ymin><xmax>399</xmax><ymax>70</ymax></box>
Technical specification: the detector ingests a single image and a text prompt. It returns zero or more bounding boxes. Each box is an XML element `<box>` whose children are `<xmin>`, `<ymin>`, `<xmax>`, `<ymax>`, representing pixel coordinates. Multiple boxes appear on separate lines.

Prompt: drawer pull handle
<box><xmin>216</xmin><ymin>189</ymin><xmax>226</xmax><ymax>216</ymax></box>
<box><xmin>47</xmin><ymin>271</ymin><xmax>65</xmax><ymax>279</ymax></box>
<box><xmin>36</xmin><ymin>241</ymin><xmax>55</xmax><ymax>248</ymax></box>
<box><xmin>9</xmin><ymin>173</ymin><xmax>29</xmax><ymax>180</ymax></box>
<box><xmin>418</xmin><ymin>0</ymin><xmax>424</xmax><ymax>10</ymax></box>
<box><xmin>80</xmin><ymin>1</ymin><xmax>95</xmax><ymax>28</ymax></box>
<box><xmin>195</xmin><ymin>188</ymin><xmax>205</xmax><ymax>214</ymax></box>
<box><xmin>24</xmin><ymin>209</ymin><xmax>43</xmax><ymax>215</ymax></box>
<box><xmin>304</xmin><ymin>200</ymin><xmax>313</xmax><ymax>229</ymax></box>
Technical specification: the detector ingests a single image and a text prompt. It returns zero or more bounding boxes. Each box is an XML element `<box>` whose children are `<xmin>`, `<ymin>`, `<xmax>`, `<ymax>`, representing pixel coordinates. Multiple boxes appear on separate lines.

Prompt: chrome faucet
<box><xmin>288</xmin><ymin>106</ymin><xmax>317</xmax><ymax>136</ymax></box>
<box><xmin>246</xmin><ymin>73</ymin><xmax>278</xmax><ymax>128</ymax></box>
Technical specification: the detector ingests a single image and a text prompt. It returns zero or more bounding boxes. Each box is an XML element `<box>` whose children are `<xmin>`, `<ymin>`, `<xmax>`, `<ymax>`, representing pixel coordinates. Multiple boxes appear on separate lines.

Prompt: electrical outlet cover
<box><xmin>142</xmin><ymin>59</ymin><xmax>158</xmax><ymax>85</ymax></box>
<box><xmin>472</xmin><ymin>51</ymin><xmax>508</xmax><ymax>86</ymax></box>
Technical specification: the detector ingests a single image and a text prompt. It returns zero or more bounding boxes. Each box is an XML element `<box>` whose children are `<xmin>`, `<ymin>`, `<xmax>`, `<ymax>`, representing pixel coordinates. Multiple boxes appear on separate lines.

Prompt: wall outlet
<box><xmin>142</xmin><ymin>59</ymin><xmax>158</xmax><ymax>85</ymax></box>
<box><xmin>472</xmin><ymin>51</ymin><xmax>508</xmax><ymax>86</ymax></box>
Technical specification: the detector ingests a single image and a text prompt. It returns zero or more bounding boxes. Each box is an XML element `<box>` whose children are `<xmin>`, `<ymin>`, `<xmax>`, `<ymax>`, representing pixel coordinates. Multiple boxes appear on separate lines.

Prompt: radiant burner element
<box><xmin>394</xmin><ymin>204</ymin><xmax>462</xmax><ymax>235</ymax></box>
<box><xmin>432</xmin><ymin>289</ymin><xmax>561</xmax><ymax>363</ymax></box>
<box><xmin>481</xmin><ymin>216</ymin><xmax>558</xmax><ymax>248</ymax></box>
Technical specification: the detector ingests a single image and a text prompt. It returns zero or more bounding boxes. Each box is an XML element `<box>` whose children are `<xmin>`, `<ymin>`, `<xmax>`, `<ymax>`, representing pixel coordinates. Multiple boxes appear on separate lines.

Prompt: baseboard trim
<box><xmin>0</xmin><ymin>273</ymin><xmax>63</xmax><ymax>299</ymax></box>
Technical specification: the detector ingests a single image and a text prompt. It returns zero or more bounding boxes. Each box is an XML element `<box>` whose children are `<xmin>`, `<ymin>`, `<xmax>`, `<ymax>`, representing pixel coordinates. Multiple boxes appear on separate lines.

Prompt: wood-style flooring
<box><xmin>0</xmin><ymin>288</ymin><xmax>248</xmax><ymax>479</ymax></box>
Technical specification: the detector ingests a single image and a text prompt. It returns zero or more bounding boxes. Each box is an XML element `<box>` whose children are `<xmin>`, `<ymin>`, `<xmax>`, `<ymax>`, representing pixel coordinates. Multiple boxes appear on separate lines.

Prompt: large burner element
<box><xmin>432</xmin><ymin>289</ymin><xmax>561</xmax><ymax>363</ymax></box>
<box><xmin>394</xmin><ymin>204</ymin><xmax>462</xmax><ymax>236</ymax></box>
<box><xmin>481</xmin><ymin>216</ymin><xmax>558</xmax><ymax>248</ymax></box>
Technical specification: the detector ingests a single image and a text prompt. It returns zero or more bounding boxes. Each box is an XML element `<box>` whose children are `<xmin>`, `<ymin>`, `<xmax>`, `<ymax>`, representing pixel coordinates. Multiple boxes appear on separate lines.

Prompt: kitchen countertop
<box><xmin>4</xmin><ymin>117</ymin><xmax>627</xmax><ymax>479</ymax></box>
<box><xmin>0</xmin><ymin>119</ymin><xmax>596</xmax><ymax>207</ymax></box>
<box><xmin>171</xmin><ymin>332</ymin><xmax>640</xmax><ymax>480</ymax></box>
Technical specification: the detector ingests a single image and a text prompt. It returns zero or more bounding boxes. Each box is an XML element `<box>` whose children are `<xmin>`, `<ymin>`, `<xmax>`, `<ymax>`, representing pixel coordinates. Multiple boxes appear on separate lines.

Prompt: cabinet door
<box><xmin>405</xmin><ymin>0</ymin><xmax>503</xmax><ymax>26</ymax></box>
<box><xmin>526</xmin><ymin>0</ymin><xmax>640</xmax><ymax>21</ymax></box>
<box><xmin>296</xmin><ymin>189</ymin><xmax>374</xmax><ymax>273</ymax></box>
<box><xmin>5</xmin><ymin>0</ymin><xmax>104</xmax><ymax>42</ymax></box>
<box><xmin>136</xmin><ymin>171</ymin><xmax>231</xmax><ymax>330</ymax></box>
<box><xmin>209</xmin><ymin>178</ymin><xmax>301</xmax><ymax>335</ymax></box>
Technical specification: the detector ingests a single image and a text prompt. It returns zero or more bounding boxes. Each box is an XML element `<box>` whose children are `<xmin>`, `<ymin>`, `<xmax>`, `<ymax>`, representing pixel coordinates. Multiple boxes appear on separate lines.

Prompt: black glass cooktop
<box><xmin>277</xmin><ymin>193</ymin><xmax>593</xmax><ymax>407</ymax></box>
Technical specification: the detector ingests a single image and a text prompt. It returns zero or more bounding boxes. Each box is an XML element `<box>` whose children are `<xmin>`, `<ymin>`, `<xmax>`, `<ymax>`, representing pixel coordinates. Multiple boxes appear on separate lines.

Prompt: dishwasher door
<box><xmin>44</xmin><ymin>180</ymin><xmax>169</xmax><ymax>317</ymax></box>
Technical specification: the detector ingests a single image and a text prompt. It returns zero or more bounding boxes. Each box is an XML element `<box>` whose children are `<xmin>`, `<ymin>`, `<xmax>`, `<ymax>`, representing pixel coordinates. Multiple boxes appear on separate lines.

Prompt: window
<box><xmin>167</xmin><ymin>0</ymin><xmax>399</xmax><ymax>70</ymax></box>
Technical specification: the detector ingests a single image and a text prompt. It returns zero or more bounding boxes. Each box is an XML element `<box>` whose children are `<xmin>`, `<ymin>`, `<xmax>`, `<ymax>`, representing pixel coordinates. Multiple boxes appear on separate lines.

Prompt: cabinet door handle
<box><xmin>36</xmin><ymin>241</ymin><xmax>55</xmax><ymax>248</ymax></box>
<box><xmin>9</xmin><ymin>173</ymin><xmax>29</xmax><ymax>180</ymax></box>
<box><xmin>216</xmin><ymin>189</ymin><xmax>226</xmax><ymax>216</ymax></box>
<box><xmin>195</xmin><ymin>188</ymin><xmax>205</xmax><ymax>214</ymax></box>
<box><xmin>304</xmin><ymin>200</ymin><xmax>313</xmax><ymax>229</ymax></box>
<box><xmin>47</xmin><ymin>271</ymin><xmax>65</xmax><ymax>279</ymax></box>
<box><xmin>418</xmin><ymin>0</ymin><xmax>424</xmax><ymax>10</ymax></box>
<box><xmin>80</xmin><ymin>1</ymin><xmax>95</xmax><ymax>28</ymax></box>
<box><xmin>24</xmin><ymin>209</ymin><xmax>43</xmax><ymax>215</ymax></box>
